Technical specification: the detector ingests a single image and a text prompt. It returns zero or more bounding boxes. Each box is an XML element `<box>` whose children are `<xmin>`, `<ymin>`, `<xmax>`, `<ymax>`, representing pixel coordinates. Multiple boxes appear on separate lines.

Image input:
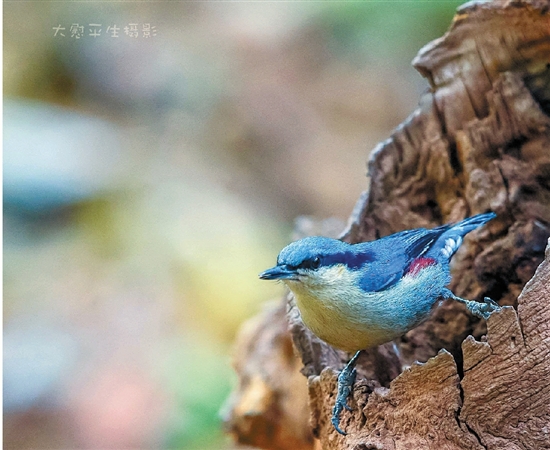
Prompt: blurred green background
<box><xmin>4</xmin><ymin>2</ymin><xmax>462</xmax><ymax>449</ymax></box>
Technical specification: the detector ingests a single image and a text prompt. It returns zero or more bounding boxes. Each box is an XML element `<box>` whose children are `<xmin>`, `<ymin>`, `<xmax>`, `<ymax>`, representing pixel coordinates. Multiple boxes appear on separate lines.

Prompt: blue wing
<box><xmin>353</xmin><ymin>212</ymin><xmax>495</xmax><ymax>292</ymax></box>
<box><xmin>353</xmin><ymin>227</ymin><xmax>444</xmax><ymax>292</ymax></box>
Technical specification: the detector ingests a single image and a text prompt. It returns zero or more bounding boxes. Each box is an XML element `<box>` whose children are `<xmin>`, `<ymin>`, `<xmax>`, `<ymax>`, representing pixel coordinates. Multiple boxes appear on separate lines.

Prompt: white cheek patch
<box><xmin>317</xmin><ymin>265</ymin><xmax>345</xmax><ymax>284</ymax></box>
<box><xmin>305</xmin><ymin>264</ymin><xmax>358</xmax><ymax>292</ymax></box>
<box><xmin>441</xmin><ymin>236</ymin><xmax>462</xmax><ymax>258</ymax></box>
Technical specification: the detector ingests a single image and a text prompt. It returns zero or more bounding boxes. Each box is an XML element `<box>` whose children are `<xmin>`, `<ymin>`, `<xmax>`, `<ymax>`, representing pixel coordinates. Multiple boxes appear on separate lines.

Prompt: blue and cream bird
<box><xmin>260</xmin><ymin>212</ymin><xmax>499</xmax><ymax>434</ymax></box>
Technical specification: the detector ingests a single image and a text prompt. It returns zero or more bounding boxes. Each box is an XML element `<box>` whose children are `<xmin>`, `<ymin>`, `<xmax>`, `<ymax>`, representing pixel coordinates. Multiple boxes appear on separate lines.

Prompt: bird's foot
<box><xmin>449</xmin><ymin>291</ymin><xmax>501</xmax><ymax>320</ymax></box>
<box><xmin>331</xmin><ymin>351</ymin><xmax>360</xmax><ymax>435</ymax></box>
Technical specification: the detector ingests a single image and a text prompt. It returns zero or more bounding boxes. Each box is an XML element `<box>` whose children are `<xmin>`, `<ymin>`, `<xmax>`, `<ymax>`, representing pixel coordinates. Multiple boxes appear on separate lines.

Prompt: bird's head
<box><xmin>259</xmin><ymin>236</ymin><xmax>372</xmax><ymax>290</ymax></box>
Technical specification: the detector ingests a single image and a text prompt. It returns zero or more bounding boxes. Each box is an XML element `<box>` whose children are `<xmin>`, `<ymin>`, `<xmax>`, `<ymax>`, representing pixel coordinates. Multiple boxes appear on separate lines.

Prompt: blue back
<box><xmin>276</xmin><ymin>212</ymin><xmax>495</xmax><ymax>293</ymax></box>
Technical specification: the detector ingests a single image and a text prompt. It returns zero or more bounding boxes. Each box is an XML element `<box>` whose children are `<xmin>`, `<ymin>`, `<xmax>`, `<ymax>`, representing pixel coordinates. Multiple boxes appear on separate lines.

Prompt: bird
<box><xmin>259</xmin><ymin>212</ymin><xmax>500</xmax><ymax>435</ymax></box>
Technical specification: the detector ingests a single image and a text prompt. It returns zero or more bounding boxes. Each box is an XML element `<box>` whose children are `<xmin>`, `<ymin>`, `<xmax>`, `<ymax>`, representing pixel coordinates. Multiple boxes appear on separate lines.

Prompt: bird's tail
<box><xmin>452</xmin><ymin>212</ymin><xmax>496</xmax><ymax>234</ymax></box>
<box><xmin>426</xmin><ymin>212</ymin><xmax>496</xmax><ymax>261</ymax></box>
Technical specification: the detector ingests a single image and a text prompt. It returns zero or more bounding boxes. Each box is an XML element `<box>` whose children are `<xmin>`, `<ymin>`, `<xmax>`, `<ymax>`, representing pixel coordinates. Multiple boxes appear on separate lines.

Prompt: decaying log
<box><xmin>460</xmin><ymin>248</ymin><xmax>550</xmax><ymax>449</ymax></box>
<box><xmin>224</xmin><ymin>0</ymin><xmax>550</xmax><ymax>448</ymax></box>
<box><xmin>222</xmin><ymin>300</ymin><xmax>315</xmax><ymax>450</ymax></box>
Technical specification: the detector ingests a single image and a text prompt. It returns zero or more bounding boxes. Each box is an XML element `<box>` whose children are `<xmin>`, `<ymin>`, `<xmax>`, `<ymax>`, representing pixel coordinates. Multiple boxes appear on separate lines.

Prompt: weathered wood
<box><xmin>222</xmin><ymin>300</ymin><xmax>316</xmax><ymax>450</ymax></box>
<box><xmin>460</xmin><ymin>244</ymin><xmax>550</xmax><ymax>449</ymax></box>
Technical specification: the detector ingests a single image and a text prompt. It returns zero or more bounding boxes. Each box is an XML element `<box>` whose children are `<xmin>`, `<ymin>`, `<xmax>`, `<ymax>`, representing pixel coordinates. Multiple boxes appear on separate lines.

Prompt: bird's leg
<box><xmin>332</xmin><ymin>350</ymin><xmax>361</xmax><ymax>435</ymax></box>
<box><xmin>443</xmin><ymin>289</ymin><xmax>500</xmax><ymax>320</ymax></box>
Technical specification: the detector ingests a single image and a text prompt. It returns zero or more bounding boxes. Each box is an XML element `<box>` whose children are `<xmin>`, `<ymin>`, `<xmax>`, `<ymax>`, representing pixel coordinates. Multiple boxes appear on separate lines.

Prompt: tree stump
<box><xmin>223</xmin><ymin>0</ymin><xmax>550</xmax><ymax>448</ymax></box>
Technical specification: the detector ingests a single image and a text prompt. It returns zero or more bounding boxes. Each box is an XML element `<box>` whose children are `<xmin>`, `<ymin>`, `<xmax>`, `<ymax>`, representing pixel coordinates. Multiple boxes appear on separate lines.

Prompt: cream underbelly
<box><xmin>298</xmin><ymin>300</ymin><xmax>399</xmax><ymax>352</ymax></box>
<box><xmin>287</xmin><ymin>264</ymin><xmax>447</xmax><ymax>353</ymax></box>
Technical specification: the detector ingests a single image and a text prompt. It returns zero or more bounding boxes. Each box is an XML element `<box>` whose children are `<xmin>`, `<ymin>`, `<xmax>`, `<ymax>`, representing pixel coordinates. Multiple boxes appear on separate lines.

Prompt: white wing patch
<box><xmin>440</xmin><ymin>236</ymin><xmax>462</xmax><ymax>258</ymax></box>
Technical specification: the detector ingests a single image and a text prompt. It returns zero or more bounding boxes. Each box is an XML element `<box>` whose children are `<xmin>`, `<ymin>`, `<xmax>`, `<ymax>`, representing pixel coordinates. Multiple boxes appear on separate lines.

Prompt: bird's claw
<box><xmin>466</xmin><ymin>296</ymin><xmax>501</xmax><ymax>320</ymax></box>
<box><xmin>331</xmin><ymin>370</ymin><xmax>355</xmax><ymax>435</ymax></box>
<box><xmin>445</xmin><ymin>288</ymin><xmax>501</xmax><ymax>320</ymax></box>
<box><xmin>480</xmin><ymin>297</ymin><xmax>501</xmax><ymax>319</ymax></box>
<box><xmin>331</xmin><ymin>416</ymin><xmax>348</xmax><ymax>436</ymax></box>
<box><xmin>331</xmin><ymin>353</ymin><xmax>360</xmax><ymax>435</ymax></box>
<box><xmin>483</xmin><ymin>297</ymin><xmax>499</xmax><ymax>308</ymax></box>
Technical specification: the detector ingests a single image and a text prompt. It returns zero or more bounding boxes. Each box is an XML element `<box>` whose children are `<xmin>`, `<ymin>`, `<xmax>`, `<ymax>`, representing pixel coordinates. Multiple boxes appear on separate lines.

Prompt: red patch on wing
<box><xmin>407</xmin><ymin>257</ymin><xmax>437</xmax><ymax>276</ymax></box>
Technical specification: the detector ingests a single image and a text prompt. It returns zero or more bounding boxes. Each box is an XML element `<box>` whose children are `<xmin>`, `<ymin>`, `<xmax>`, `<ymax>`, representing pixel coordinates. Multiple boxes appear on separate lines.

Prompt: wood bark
<box><xmin>224</xmin><ymin>0</ymin><xmax>550</xmax><ymax>448</ymax></box>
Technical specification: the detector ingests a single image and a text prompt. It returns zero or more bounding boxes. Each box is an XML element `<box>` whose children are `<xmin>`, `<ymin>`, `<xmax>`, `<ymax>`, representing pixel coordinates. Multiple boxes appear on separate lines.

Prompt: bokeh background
<box><xmin>4</xmin><ymin>2</ymin><xmax>463</xmax><ymax>449</ymax></box>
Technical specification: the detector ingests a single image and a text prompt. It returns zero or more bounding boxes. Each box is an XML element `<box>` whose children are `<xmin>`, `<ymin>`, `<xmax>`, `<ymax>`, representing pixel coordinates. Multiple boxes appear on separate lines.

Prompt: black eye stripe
<box><xmin>323</xmin><ymin>251</ymin><xmax>374</xmax><ymax>269</ymax></box>
<box><xmin>298</xmin><ymin>256</ymin><xmax>322</xmax><ymax>270</ymax></box>
<box><xmin>278</xmin><ymin>248</ymin><xmax>374</xmax><ymax>272</ymax></box>
<box><xmin>297</xmin><ymin>251</ymin><xmax>374</xmax><ymax>270</ymax></box>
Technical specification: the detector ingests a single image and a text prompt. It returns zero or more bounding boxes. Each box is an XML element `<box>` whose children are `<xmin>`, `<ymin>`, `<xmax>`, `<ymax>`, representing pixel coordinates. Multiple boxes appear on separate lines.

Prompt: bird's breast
<box><xmin>286</xmin><ymin>264</ymin><xmax>449</xmax><ymax>352</ymax></box>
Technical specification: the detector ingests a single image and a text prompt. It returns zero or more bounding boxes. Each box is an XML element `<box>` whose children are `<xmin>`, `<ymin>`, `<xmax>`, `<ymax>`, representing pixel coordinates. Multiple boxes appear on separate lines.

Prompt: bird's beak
<box><xmin>259</xmin><ymin>265</ymin><xmax>298</xmax><ymax>281</ymax></box>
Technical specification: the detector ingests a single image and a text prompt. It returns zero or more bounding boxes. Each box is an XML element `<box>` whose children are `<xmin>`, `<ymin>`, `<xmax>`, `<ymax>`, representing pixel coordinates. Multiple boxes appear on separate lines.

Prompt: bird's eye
<box><xmin>298</xmin><ymin>256</ymin><xmax>321</xmax><ymax>270</ymax></box>
<box><xmin>310</xmin><ymin>256</ymin><xmax>321</xmax><ymax>269</ymax></box>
